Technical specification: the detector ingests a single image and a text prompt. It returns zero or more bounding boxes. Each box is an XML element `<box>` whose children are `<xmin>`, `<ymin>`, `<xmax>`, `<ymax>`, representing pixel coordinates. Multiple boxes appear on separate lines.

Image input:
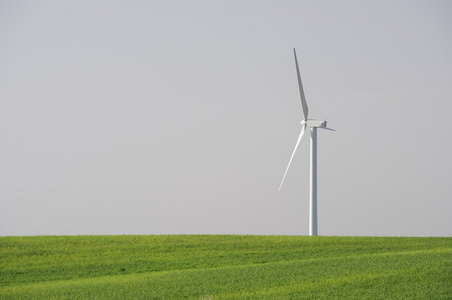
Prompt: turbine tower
<box><xmin>279</xmin><ymin>48</ymin><xmax>334</xmax><ymax>236</ymax></box>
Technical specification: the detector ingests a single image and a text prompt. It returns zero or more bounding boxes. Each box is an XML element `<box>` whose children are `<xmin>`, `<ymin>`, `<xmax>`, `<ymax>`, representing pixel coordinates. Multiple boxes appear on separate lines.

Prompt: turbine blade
<box><xmin>294</xmin><ymin>48</ymin><xmax>309</xmax><ymax>121</ymax></box>
<box><xmin>321</xmin><ymin>127</ymin><xmax>335</xmax><ymax>131</ymax></box>
<box><xmin>279</xmin><ymin>125</ymin><xmax>307</xmax><ymax>191</ymax></box>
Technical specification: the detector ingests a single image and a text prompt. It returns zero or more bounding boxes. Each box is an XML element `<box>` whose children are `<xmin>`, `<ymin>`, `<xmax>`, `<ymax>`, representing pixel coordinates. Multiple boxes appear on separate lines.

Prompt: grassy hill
<box><xmin>1</xmin><ymin>235</ymin><xmax>451</xmax><ymax>299</ymax></box>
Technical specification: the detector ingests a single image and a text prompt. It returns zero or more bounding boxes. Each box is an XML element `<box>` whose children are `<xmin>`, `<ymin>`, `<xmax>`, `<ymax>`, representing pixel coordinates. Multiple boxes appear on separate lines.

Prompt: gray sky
<box><xmin>1</xmin><ymin>0</ymin><xmax>451</xmax><ymax>236</ymax></box>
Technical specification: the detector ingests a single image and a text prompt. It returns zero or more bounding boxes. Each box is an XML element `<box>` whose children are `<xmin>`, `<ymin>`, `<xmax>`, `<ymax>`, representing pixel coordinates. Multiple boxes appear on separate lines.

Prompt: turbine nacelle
<box><xmin>301</xmin><ymin>119</ymin><xmax>327</xmax><ymax>128</ymax></box>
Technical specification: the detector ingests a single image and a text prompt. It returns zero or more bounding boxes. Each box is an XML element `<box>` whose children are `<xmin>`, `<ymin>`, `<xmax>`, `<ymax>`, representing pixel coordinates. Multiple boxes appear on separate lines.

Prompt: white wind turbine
<box><xmin>279</xmin><ymin>48</ymin><xmax>334</xmax><ymax>236</ymax></box>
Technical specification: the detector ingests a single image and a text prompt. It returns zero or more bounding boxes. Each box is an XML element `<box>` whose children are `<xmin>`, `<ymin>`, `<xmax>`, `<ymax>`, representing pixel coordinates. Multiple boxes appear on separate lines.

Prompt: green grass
<box><xmin>1</xmin><ymin>235</ymin><xmax>451</xmax><ymax>299</ymax></box>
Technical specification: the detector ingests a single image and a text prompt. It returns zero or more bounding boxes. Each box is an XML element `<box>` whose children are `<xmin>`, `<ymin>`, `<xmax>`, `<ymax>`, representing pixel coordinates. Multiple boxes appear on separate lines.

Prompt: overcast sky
<box><xmin>1</xmin><ymin>0</ymin><xmax>451</xmax><ymax>237</ymax></box>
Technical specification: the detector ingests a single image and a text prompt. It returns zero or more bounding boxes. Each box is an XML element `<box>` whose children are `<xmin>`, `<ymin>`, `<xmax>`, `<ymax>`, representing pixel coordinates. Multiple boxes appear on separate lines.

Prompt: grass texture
<box><xmin>1</xmin><ymin>235</ymin><xmax>451</xmax><ymax>299</ymax></box>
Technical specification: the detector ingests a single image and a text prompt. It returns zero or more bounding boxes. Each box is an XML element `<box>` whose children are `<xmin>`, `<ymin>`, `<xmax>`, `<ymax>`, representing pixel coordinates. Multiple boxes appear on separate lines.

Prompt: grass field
<box><xmin>1</xmin><ymin>235</ymin><xmax>451</xmax><ymax>299</ymax></box>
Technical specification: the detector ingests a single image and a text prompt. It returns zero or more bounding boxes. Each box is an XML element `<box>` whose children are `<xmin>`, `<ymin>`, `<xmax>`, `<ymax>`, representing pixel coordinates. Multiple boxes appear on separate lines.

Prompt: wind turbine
<box><xmin>279</xmin><ymin>48</ymin><xmax>334</xmax><ymax>236</ymax></box>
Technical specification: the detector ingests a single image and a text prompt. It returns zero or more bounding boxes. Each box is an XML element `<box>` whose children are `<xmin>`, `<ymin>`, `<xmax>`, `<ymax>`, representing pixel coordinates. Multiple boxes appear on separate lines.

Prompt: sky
<box><xmin>1</xmin><ymin>0</ymin><xmax>451</xmax><ymax>237</ymax></box>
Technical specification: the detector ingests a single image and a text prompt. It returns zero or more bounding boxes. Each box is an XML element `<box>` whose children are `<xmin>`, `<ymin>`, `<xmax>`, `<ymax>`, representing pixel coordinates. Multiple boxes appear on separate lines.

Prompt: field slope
<box><xmin>1</xmin><ymin>235</ymin><xmax>451</xmax><ymax>299</ymax></box>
